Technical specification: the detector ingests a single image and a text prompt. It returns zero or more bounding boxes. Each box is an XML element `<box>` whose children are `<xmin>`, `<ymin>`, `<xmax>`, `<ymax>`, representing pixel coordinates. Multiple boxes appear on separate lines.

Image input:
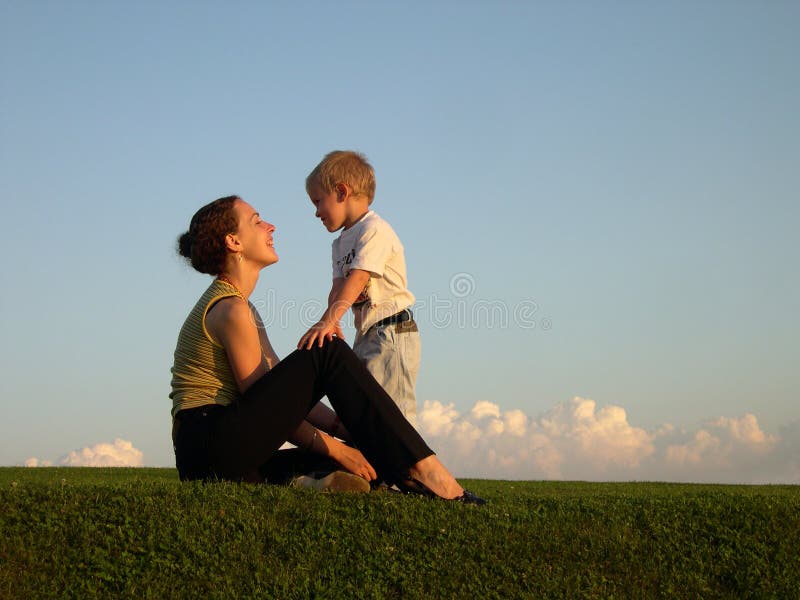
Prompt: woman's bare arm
<box><xmin>206</xmin><ymin>297</ymin><xmax>268</xmax><ymax>393</ymax></box>
<box><xmin>251</xmin><ymin>305</ymin><xmax>280</xmax><ymax>369</ymax></box>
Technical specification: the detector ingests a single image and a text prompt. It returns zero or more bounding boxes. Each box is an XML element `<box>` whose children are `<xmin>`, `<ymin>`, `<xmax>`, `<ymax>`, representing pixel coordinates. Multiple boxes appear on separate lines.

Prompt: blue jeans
<box><xmin>354</xmin><ymin>319</ymin><xmax>421</xmax><ymax>426</ymax></box>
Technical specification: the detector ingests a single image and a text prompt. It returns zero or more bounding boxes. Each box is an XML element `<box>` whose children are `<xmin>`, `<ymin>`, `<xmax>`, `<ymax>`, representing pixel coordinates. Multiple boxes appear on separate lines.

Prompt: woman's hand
<box><xmin>329</xmin><ymin>440</ymin><xmax>377</xmax><ymax>482</ymax></box>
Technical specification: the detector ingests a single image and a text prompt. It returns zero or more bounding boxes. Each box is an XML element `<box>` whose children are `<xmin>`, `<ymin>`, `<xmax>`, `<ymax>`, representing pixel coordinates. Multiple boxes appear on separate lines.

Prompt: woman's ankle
<box><xmin>408</xmin><ymin>456</ymin><xmax>464</xmax><ymax>499</ymax></box>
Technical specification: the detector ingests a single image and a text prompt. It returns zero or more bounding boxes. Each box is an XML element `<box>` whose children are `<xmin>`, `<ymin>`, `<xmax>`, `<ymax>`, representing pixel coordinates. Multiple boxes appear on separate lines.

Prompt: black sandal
<box><xmin>395</xmin><ymin>476</ymin><xmax>487</xmax><ymax>505</ymax></box>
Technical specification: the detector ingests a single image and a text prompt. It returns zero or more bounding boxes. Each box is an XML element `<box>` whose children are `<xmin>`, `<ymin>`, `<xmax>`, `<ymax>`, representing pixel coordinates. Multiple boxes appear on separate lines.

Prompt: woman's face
<box><xmin>232</xmin><ymin>199</ymin><xmax>278</xmax><ymax>267</ymax></box>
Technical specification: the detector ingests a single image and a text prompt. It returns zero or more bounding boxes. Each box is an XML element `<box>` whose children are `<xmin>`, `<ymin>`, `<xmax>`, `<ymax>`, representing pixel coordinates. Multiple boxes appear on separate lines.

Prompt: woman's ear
<box><xmin>224</xmin><ymin>232</ymin><xmax>242</xmax><ymax>253</ymax></box>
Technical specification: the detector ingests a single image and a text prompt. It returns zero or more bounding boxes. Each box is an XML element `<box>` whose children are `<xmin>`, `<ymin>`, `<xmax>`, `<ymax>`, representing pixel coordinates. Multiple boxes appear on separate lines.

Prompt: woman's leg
<box><xmin>173</xmin><ymin>405</ymin><xmax>224</xmax><ymax>480</ymax></box>
<box><xmin>207</xmin><ymin>348</ymin><xmax>325</xmax><ymax>481</ymax></box>
<box><xmin>300</xmin><ymin>338</ymin><xmax>432</xmax><ymax>477</ymax></box>
<box><xmin>208</xmin><ymin>338</ymin><xmax>432</xmax><ymax>482</ymax></box>
<box><xmin>258</xmin><ymin>448</ymin><xmax>340</xmax><ymax>485</ymax></box>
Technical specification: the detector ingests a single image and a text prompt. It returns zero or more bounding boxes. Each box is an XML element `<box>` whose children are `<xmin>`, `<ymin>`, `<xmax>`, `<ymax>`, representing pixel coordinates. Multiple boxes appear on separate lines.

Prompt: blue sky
<box><xmin>1</xmin><ymin>1</ymin><xmax>797</xmax><ymax>482</ymax></box>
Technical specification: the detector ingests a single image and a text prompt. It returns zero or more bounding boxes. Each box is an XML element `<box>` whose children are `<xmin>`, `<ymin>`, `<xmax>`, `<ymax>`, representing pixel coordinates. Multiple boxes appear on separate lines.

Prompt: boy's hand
<box><xmin>298</xmin><ymin>320</ymin><xmax>344</xmax><ymax>349</ymax></box>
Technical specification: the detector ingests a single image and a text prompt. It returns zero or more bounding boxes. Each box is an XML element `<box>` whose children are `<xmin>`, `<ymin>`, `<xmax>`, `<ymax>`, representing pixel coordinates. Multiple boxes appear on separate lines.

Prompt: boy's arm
<box><xmin>328</xmin><ymin>277</ymin><xmax>345</xmax><ymax>308</ymax></box>
<box><xmin>298</xmin><ymin>270</ymin><xmax>371</xmax><ymax>349</ymax></box>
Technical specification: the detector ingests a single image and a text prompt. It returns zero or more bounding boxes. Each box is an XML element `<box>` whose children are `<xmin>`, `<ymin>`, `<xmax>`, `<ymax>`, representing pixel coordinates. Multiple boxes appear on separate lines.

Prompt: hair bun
<box><xmin>177</xmin><ymin>231</ymin><xmax>193</xmax><ymax>259</ymax></box>
<box><xmin>177</xmin><ymin>195</ymin><xmax>239</xmax><ymax>275</ymax></box>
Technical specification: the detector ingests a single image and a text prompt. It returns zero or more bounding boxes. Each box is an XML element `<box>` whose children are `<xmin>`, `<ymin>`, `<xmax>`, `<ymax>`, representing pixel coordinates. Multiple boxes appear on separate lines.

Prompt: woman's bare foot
<box><xmin>406</xmin><ymin>455</ymin><xmax>464</xmax><ymax>499</ymax></box>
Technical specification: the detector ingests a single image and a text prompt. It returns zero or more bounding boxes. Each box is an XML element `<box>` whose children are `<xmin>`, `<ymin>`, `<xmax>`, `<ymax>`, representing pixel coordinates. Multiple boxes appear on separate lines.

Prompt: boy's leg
<box><xmin>354</xmin><ymin>323</ymin><xmax>421</xmax><ymax>427</ymax></box>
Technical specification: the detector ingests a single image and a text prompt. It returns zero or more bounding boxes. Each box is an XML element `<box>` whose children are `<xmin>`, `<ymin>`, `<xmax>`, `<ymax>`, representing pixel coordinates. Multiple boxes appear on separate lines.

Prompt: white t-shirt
<box><xmin>332</xmin><ymin>210</ymin><xmax>415</xmax><ymax>333</ymax></box>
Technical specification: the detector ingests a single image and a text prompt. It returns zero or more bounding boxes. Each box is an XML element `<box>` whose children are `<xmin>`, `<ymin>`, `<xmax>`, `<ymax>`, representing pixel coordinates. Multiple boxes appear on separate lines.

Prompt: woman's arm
<box><xmin>306</xmin><ymin>402</ymin><xmax>351</xmax><ymax>441</ymax></box>
<box><xmin>251</xmin><ymin>305</ymin><xmax>280</xmax><ymax>369</ymax></box>
<box><xmin>290</xmin><ymin>420</ymin><xmax>376</xmax><ymax>481</ymax></box>
<box><xmin>206</xmin><ymin>297</ymin><xmax>269</xmax><ymax>393</ymax></box>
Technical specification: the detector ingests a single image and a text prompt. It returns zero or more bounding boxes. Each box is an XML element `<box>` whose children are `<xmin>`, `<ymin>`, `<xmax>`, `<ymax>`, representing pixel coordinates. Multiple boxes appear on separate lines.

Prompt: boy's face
<box><xmin>308</xmin><ymin>184</ymin><xmax>347</xmax><ymax>232</ymax></box>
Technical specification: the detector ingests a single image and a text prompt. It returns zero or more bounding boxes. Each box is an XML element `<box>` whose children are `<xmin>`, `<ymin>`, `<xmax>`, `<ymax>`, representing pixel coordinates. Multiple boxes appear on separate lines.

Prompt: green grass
<box><xmin>1</xmin><ymin>468</ymin><xmax>798</xmax><ymax>599</ymax></box>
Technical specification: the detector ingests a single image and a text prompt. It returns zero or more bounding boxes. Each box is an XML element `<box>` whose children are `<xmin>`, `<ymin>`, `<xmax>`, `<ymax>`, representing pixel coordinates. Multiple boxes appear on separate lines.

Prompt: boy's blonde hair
<box><xmin>306</xmin><ymin>150</ymin><xmax>376</xmax><ymax>205</ymax></box>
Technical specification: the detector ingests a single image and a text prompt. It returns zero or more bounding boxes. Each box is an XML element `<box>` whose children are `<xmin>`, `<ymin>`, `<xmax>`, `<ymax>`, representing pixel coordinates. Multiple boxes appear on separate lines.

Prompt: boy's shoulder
<box><xmin>335</xmin><ymin>210</ymin><xmax>402</xmax><ymax>248</ymax></box>
<box><xmin>363</xmin><ymin>210</ymin><xmax>403</xmax><ymax>235</ymax></box>
<box><xmin>340</xmin><ymin>210</ymin><xmax>392</xmax><ymax>236</ymax></box>
<box><xmin>365</xmin><ymin>210</ymin><xmax>388</xmax><ymax>228</ymax></box>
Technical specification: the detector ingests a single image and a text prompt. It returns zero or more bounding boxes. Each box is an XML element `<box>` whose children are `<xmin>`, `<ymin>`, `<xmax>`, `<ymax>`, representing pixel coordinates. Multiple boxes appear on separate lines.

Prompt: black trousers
<box><xmin>173</xmin><ymin>338</ymin><xmax>433</xmax><ymax>483</ymax></box>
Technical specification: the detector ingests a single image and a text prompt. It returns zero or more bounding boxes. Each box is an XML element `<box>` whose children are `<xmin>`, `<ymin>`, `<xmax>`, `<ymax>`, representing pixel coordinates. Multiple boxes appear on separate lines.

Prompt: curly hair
<box><xmin>177</xmin><ymin>195</ymin><xmax>240</xmax><ymax>275</ymax></box>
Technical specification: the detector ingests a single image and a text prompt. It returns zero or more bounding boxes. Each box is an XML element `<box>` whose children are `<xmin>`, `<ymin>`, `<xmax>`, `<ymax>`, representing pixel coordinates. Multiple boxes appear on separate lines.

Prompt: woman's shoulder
<box><xmin>205</xmin><ymin>295</ymin><xmax>251</xmax><ymax>341</ymax></box>
<box><xmin>206</xmin><ymin>294</ymin><xmax>249</xmax><ymax>323</ymax></box>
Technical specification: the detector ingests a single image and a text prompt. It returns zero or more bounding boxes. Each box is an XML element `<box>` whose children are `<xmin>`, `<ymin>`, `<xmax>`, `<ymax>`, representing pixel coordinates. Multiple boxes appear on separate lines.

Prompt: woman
<box><xmin>170</xmin><ymin>195</ymin><xmax>484</xmax><ymax>504</ymax></box>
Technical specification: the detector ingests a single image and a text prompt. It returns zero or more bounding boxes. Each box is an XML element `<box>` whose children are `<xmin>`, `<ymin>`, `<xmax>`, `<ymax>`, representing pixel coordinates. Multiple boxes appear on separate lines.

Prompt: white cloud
<box><xmin>657</xmin><ymin>414</ymin><xmax>781</xmax><ymax>483</ymax></box>
<box><xmin>418</xmin><ymin>398</ymin><xmax>798</xmax><ymax>484</ymax></box>
<box><xmin>60</xmin><ymin>439</ymin><xmax>144</xmax><ymax>467</ymax></box>
<box><xmin>25</xmin><ymin>439</ymin><xmax>144</xmax><ymax>468</ymax></box>
<box><xmin>19</xmin><ymin>407</ymin><xmax>797</xmax><ymax>485</ymax></box>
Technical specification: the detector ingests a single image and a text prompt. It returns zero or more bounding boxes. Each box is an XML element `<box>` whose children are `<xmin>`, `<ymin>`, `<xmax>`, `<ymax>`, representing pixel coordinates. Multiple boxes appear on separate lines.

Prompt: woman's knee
<box><xmin>328</xmin><ymin>336</ymin><xmax>350</xmax><ymax>350</ymax></box>
<box><xmin>311</xmin><ymin>336</ymin><xmax>353</xmax><ymax>361</ymax></box>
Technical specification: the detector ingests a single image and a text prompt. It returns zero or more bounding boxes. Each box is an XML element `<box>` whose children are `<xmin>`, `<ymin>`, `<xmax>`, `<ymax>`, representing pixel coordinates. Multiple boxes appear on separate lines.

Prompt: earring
<box><xmin>237</xmin><ymin>253</ymin><xmax>243</xmax><ymax>263</ymax></box>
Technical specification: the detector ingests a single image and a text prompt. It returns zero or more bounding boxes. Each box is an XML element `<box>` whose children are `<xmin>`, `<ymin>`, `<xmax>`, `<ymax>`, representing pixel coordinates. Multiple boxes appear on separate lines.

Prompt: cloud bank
<box><xmin>21</xmin><ymin>403</ymin><xmax>798</xmax><ymax>484</ymax></box>
<box><xmin>25</xmin><ymin>438</ymin><xmax>143</xmax><ymax>468</ymax></box>
<box><xmin>417</xmin><ymin>398</ymin><xmax>799</xmax><ymax>484</ymax></box>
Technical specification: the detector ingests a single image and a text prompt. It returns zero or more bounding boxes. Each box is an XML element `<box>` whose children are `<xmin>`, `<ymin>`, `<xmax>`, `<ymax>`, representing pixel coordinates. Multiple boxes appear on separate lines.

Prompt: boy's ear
<box><xmin>335</xmin><ymin>183</ymin><xmax>349</xmax><ymax>201</ymax></box>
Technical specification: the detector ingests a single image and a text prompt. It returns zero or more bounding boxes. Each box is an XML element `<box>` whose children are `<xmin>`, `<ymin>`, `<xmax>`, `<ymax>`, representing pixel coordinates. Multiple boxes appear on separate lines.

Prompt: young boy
<box><xmin>298</xmin><ymin>150</ymin><xmax>420</xmax><ymax>425</ymax></box>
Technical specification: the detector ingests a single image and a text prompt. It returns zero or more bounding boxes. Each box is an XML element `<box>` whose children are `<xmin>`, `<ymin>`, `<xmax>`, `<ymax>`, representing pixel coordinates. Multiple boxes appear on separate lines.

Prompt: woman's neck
<box><xmin>217</xmin><ymin>267</ymin><xmax>258</xmax><ymax>300</ymax></box>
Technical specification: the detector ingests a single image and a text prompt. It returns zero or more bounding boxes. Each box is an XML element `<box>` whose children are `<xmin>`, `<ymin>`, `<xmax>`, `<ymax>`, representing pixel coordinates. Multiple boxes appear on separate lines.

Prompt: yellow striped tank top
<box><xmin>170</xmin><ymin>279</ymin><xmax>245</xmax><ymax>417</ymax></box>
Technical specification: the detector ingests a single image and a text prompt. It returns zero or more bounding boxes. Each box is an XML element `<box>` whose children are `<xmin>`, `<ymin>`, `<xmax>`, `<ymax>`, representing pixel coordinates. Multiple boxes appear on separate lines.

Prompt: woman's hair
<box><xmin>177</xmin><ymin>195</ymin><xmax>240</xmax><ymax>275</ymax></box>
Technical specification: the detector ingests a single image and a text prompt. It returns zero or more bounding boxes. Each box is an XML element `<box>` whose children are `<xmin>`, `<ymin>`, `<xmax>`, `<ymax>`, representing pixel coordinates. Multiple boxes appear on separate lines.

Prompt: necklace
<box><xmin>217</xmin><ymin>274</ymin><xmax>246</xmax><ymax>299</ymax></box>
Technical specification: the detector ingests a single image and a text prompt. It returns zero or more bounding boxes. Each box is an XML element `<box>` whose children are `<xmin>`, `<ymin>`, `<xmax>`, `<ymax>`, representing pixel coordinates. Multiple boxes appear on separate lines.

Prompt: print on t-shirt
<box><xmin>336</xmin><ymin>249</ymin><xmax>355</xmax><ymax>271</ymax></box>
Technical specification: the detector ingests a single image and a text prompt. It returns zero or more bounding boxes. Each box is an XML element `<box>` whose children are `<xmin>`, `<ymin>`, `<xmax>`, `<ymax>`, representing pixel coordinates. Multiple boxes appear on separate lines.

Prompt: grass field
<box><xmin>1</xmin><ymin>468</ymin><xmax>798</xmax><ymax>599</ymax></box>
